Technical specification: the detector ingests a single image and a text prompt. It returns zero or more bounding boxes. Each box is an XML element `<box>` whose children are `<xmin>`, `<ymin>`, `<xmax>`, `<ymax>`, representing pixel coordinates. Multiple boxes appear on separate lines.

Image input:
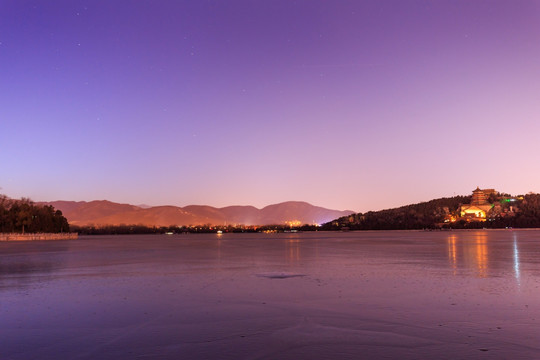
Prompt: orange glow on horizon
<box><xmin>285</xmin><ymin>220</ymin><xmax>302</xmax><ymax>227</ymax></box>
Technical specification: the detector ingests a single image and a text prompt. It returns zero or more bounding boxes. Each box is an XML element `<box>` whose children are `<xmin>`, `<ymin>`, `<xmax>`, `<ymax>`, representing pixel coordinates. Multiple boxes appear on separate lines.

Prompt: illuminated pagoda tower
<box><xmin>460</xmin><ymin>187</ymin><xmax>493</xmax><ymax>220</ymax></box>
<box><xmin>471</xmin><ymin>187</ymin><xmax>488</xmax><ymax>205</ymax></box>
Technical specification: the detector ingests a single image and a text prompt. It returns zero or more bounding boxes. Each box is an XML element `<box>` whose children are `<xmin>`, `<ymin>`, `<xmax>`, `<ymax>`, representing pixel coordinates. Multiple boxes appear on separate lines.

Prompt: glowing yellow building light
<box><xmin>461</xmin><ymin>209</ymin><xmax>486</xmax><ymax>217</ymax></box>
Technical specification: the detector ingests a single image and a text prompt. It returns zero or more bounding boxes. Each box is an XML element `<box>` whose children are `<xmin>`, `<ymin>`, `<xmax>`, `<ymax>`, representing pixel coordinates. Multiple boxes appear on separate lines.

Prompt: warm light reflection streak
<box><xmin>447</xmin><ymin>232</ymin><xmax>491</xmax><ymax>277</ymax></box>
<box><xmin>447</xmin><ymin>234</ymin><xmax>457</xmax><ymax>274</ymax></box>
<box><xmin>475</xmin><ymin>233</ymin><xmax>488</xmax><ymax>277</ymax></box>
<box><xmin>287</xmin><ymin>238</ymin><xmax>300</xmax><ymax>262</ymax></box>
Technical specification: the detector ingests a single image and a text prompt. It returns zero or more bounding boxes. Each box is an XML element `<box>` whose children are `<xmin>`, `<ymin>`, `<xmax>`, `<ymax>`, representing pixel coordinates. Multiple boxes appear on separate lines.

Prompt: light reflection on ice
<box><xmin>474</xmin><ymin>232</ymin><xmax>488</xmax><ymax>277</ymax></box>
<box><xmin>286</xmin><ymin>238</ymin><xmax>301</xmax><ymax>263</ymax></box>
<box><xmin>445</xmin><ymin>232</ymin><xmax>490</xmax><ymax>277</ymax></box>
<box><xmin>513</xmin><ymin>233</ymin><xmax>520</xmax><ymax>285</ymax></box>
<box><xmin>447</xmin><ymin>234</ymin><xmax>457</xmax><ymax>274</ymax></box>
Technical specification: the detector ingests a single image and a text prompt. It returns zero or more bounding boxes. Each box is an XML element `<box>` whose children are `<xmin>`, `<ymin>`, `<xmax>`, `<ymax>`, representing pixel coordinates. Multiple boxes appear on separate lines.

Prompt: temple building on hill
<box><xmin>460</xmin><ymin>187</ymin><xmax>494</xmax><ymax>221</ymax></box>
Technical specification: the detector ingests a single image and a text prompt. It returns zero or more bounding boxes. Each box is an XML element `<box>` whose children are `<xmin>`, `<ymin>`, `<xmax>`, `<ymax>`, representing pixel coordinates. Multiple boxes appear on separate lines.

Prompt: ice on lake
<box><xmin>1</xmin><ymin>230</ymin><xmax>539</xmax><ymax>359</ymax></box>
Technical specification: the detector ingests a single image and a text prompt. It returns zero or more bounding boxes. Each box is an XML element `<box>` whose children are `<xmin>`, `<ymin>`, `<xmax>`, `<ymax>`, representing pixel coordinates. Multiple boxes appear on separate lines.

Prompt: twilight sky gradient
<box><xmin>1</xmin><ymin>1</ymin><xmax>540</xmax><ymax>212</ymax></box>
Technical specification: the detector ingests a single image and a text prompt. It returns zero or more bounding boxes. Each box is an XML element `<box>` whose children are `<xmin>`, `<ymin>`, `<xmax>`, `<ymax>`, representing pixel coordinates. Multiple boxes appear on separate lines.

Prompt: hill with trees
<box><xmin>323</xmin><ymin>192</ymin><xmax>540</xmax><ymax>230</ymax></box>
<box><xmin>0</xmin><ymin>195</ymin><xmax>69</xmax><ymax>233</ymax></box>
<box><xmin>322</xmin><ymin>195</ymin><xmax>471</xmax><ymax>230</ymax></box>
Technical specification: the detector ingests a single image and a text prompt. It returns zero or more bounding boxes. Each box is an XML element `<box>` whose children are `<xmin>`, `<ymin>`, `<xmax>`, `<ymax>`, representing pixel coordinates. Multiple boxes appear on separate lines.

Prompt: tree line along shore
<box><xmin>0</xmin><ymin>195</ymin><xmax>70</xmax><ymax>234</ymax></box>
<box><xmin>3</xmin><ymin>192</ymin><xmax>540</xmax><ymax>236</ymax></box>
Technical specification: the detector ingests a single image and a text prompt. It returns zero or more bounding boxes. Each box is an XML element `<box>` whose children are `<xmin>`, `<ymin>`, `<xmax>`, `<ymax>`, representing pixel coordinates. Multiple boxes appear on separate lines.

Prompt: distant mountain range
<box><xmin>43</xmin><ymin>200</ymin><xmax>354</xmax><ymax>227</ymax></box>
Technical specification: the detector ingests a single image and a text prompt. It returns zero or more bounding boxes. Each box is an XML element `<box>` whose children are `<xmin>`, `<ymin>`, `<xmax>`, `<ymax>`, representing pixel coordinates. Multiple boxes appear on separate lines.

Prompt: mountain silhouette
<box><xmin>43</xmin><ymin>200</ymin><xmax>353</xmax><ymax>227</ymax></box>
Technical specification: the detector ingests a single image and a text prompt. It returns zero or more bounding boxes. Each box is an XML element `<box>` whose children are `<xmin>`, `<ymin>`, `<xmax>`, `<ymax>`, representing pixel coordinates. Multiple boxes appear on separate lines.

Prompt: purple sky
<box><xmin>1</xmin><ymin>1</ymin><xmax>540</xmax><ymax>212</ymax></box>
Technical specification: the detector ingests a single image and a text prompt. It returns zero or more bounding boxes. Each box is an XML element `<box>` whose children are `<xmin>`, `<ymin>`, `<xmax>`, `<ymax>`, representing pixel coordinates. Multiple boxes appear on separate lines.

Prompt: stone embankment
<box><xmin>0</xmin><ymin>233</ymin><xmax>78</xmax><ymax>241</ymax></box>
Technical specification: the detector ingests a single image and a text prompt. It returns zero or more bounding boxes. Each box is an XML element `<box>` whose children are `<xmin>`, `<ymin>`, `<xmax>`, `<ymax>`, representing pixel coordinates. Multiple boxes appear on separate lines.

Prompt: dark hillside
<box><xmin>323</xmin><ymin>196</ymin><xmax>471</xmax><ymax>230</ymax></box>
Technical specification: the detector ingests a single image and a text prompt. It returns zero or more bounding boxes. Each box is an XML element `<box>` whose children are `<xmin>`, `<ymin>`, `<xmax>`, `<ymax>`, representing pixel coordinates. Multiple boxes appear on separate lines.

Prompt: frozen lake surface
<box><xmin>1</xmin><ymin>230</ymin><xmax>539</xmax><ymax>359</ymax></box>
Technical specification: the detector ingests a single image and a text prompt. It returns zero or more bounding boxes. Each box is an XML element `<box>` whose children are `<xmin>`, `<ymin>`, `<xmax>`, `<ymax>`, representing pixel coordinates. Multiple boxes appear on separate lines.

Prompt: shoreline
<box><xmin>0</xmin><ymin>233</ymin><xmax>78</xmax><ymax>241</ymax></box>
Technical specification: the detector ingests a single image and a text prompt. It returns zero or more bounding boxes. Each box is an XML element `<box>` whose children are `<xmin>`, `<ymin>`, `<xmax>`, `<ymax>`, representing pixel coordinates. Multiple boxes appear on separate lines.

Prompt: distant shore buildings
<box><xmin>330</xmin><ymin>186</ymin><xmax>534</xmax><ymax>230</ymax></box>
<box><xmin>457</xmin><ymin>187</ymin><xmax>520</xmax><ymax>222</ymax></box>
<box><xmin>460</xmin><ymin>187</ymin><xmax>495</xmax><ymax>220</ymax></box>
